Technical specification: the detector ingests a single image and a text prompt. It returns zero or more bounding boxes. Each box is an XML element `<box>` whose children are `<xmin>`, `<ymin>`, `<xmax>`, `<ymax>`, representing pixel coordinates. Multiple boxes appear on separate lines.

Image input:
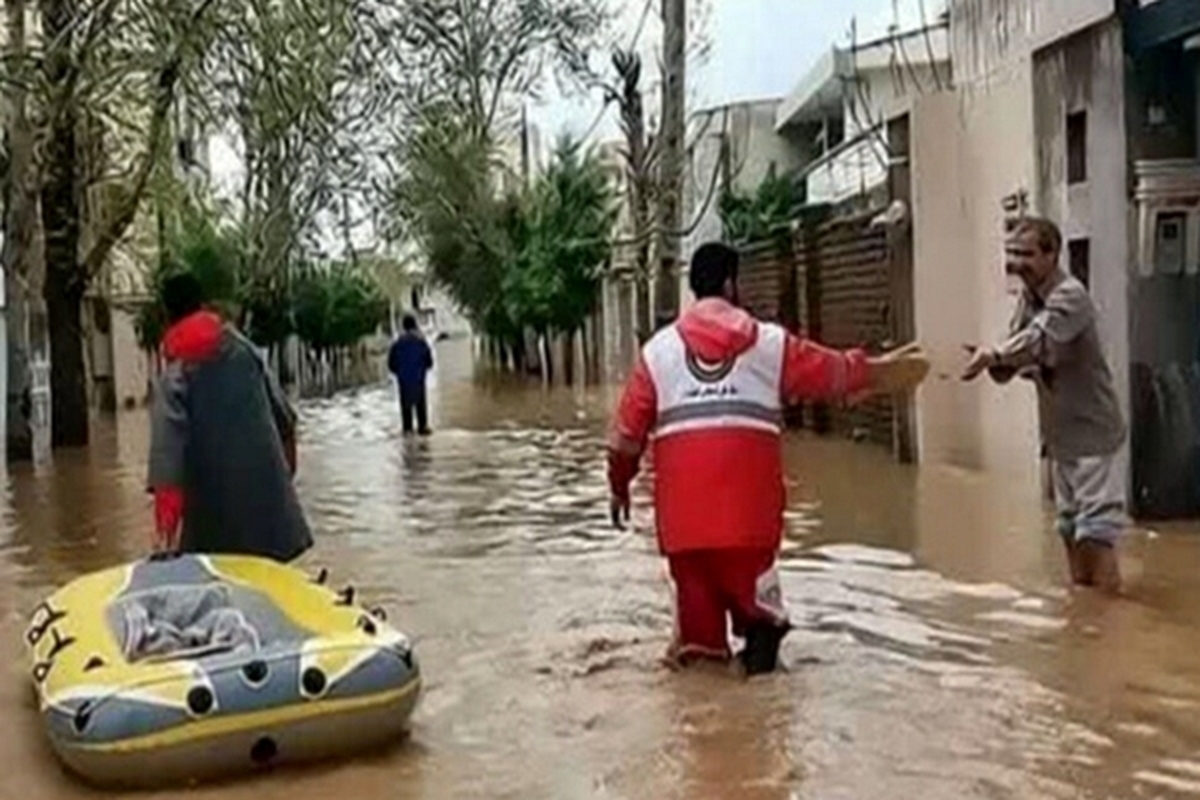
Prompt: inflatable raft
<box><xmin>24</xmin><ymin>553</ymin><xmax>420</xmax><ymax>787</ymax></box>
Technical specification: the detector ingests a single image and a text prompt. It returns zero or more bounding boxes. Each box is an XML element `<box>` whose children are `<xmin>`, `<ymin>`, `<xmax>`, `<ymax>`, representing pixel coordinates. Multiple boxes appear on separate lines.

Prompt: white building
<box><xmin>775</xmin><ymin>25</ymin><xmax>951</xmax><ymax>208</ymax></box>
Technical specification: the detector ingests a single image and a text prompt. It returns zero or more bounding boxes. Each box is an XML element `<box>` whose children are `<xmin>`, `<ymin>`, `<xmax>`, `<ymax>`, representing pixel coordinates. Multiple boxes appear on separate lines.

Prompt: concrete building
<box><xmin>776</xmin><ymin>26</ymin><xmax>951</xmax><ymax>208</ymax></box>
<box><xmin>911</xmin><ymin>0</ymin><xmax>1200</xmax><ymax>513</ymax></box>
<box><xmin>680</xmin><ymin>98</ymin><xmax>806</xmax><ymax>308</ymax></box>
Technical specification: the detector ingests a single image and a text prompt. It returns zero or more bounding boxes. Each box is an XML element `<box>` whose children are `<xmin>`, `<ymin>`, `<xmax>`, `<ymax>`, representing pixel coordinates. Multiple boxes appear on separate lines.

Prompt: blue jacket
<box><xmin>388</xmin><ymin>332</ymin><xmax>433</xmax><ymax>387</ymax></box>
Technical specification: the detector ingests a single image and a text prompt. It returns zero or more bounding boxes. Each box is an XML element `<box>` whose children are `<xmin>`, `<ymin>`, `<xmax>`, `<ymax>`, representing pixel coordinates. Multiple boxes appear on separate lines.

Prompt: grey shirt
<box><xmin>147</xmin><ymin>326</ymin><xmax>313</xmax><ymax>562</ymax></box>
<box><xmin>992</xmin><ymin>270</ymin><xmax>1125</xmax><ymax>460</ymax></box>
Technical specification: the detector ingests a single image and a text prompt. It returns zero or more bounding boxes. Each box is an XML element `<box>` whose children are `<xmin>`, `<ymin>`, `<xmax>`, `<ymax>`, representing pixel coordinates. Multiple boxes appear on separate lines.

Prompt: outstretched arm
<box><xmin>964</xmin><ymin>286</ymin><xmax>1092</xmax><ymax>380</ymax></box>
<box><xmin>780</xmin><ymin>333</ymin><xmax>872</xmax><ymax>404</ymax></box>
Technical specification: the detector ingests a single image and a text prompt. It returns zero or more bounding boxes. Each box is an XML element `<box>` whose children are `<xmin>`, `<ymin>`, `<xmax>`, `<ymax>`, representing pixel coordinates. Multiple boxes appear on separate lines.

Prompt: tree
<box><xmin>387</xmin><ymin>0</ymin><xmax>607</xmax><ymax>352</ymax></box>
<box><xmin>200</xmin><ymin>0</ymin><xmax>383</xmax><ymax>335</ymax></box>
<box><xmin>503</xmin><ymin>138</ymin><xmax>613</xmax><ymax>337</ymax></box>
<box><xmin>397</xmin><ymin>0</ymin><xmax>606</xmax><ymax>138</ymax></box>
<box><xmin>604</xmin><ymin>48</ymin><xmax>655</xmax><ymax>342</ymax></box>
<box><xmin>4</xmin><ymin>0</ymin><xmax>40</xmax><ymax>460</ymax></box>
<box><xmin>719</xmin><ymin>165</ymin><xmax>803</xmax><ymax>246</ymax></box>
<box><xmin>134</xmin><ymin>201</ymin><xmax>244</xmax><ymax>351</ymax></box>
<box><xmin>35</xmin><ymin>0</ymin><xmax>221</xmax><ymax>447</ymax></box>
<box><xmin>293</xmin><ymin>262</ymin><xmax>386</xmax><ymax>354</ymax></box>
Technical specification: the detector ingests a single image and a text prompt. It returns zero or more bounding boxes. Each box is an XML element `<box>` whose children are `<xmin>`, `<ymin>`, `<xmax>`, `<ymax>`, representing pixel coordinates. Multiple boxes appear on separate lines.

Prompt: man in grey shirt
<box><xmin>962</xmin><ymin>216</ymin><xmax>1125</xmax><ymax>593</ymax></box>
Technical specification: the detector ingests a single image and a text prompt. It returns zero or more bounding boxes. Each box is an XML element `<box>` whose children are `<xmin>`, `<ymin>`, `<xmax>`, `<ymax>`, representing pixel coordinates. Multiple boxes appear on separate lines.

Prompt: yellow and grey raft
<box><xmin>24</xmin><ymin>553</ymin><xmax>420</xmax><ymax>787</ymax></box>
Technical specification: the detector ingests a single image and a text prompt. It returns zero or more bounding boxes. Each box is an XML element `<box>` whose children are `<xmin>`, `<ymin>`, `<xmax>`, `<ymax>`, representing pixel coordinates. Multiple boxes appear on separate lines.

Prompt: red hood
<box><xmin>162</xmin><ymin>310</ymin><xmax>224</xmax><ymax>362</ymax></box>
<box><xmin>676</xmin><ymin>298</ymin><xmax>758</xmax><ymax>362</ymax></box>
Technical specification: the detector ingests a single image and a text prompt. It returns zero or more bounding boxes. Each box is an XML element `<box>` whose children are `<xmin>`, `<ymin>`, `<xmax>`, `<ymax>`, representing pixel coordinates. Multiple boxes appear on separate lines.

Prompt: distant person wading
<box><xmin>147</xmin><ymin>272</ymin><xmax>314</xmax><ymax>562</ymax></box>
<box><xmin>388</xmin><ymin>314</ymin><xmax>435</xmax><ymax>436</ymax></box>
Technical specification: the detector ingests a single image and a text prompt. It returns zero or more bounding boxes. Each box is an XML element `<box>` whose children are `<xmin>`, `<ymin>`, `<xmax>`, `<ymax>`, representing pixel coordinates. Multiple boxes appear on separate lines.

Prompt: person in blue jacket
<box><xmin>388</xmin><ymin>314</ymin><xmax>434</xmax><ymax>435</ymax></box>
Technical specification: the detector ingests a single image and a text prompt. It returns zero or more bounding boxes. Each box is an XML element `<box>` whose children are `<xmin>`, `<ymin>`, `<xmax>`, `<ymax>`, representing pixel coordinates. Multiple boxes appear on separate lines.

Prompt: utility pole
<box><xmin>656</xmin><ymin>0</ymin><xmax>685</xmax><ymax>330</ymax></box>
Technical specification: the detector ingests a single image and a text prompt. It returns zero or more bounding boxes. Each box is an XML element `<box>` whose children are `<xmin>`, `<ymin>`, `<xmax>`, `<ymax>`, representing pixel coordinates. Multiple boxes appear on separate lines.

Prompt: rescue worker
<box><xmin>607</xmin><ymin>242</ymin><xmax>930</xmax><ymax>675</ymax></box>
<box><xmin>147</xmin><ymin>272</ymin><xmax>313</xmax><ymax>562</ymax></box>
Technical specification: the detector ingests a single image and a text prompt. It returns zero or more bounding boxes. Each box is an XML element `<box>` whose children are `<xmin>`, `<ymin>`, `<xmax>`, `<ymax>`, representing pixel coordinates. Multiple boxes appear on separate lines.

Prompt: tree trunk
<box><xmin>41</xmin><ymin>0</ymin><xmax>89</xmax><ymax>448</ymax></box>
<box><xmin>44</xmin><ymin>276</ymin><xmax>88</xmax><ymax>448</ymax></box>
<box><xmin>4</xmin><ymin>0</ymin><xmax>38</xmax><ymax>461</ymax></box>
<box><xmin>634</xmin><ymin>278</ymin><xmax>651</xmax><ymax>345</ymax></box>
<box><xmin>562</xmin><ymin>331</ymin><xmax>575</xmax><ymax>387</ymax></box>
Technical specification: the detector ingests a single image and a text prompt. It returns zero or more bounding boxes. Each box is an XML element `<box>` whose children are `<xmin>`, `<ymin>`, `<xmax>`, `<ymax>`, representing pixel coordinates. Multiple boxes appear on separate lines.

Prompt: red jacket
<box><xmin>607</xmin><ymin>298</ymin><xmax>870</xmax><ymax>554</ymax></box>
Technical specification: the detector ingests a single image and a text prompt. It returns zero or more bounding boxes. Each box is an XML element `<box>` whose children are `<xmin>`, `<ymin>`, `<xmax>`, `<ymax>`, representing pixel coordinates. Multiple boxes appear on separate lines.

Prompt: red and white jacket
<box><xmin>608</xmin><ymin>298</ymin><xmax>870</xmax><ymax>554</ymax></box>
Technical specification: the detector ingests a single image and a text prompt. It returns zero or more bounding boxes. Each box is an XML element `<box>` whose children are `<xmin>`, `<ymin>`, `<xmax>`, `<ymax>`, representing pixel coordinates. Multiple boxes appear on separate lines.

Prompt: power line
<box><xmin>628</xmin><ymin>0</ymin><xmax>655</xmax><ymax>52</ymax></box>
<box><xmin>916</xmin><ymin>0</ymin><xmax>947</xmax><ymax>91</ymax></box>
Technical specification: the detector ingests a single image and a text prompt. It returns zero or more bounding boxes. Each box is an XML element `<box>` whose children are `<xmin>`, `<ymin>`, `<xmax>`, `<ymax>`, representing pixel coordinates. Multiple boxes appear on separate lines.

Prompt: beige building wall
<box><xmin>111</xmin><ymin>307</ymin><xmax>150</xmax><ymax>409</ymax></box>
<box><xmin>911</xmin><ymin>0</ymin><xmax>1046</xmax><ymax>483</ymax></box>
<box><xmin>680</xmin><ymin>98</ymin><xmax>803</xmax><ymax>310</ymax></box>
<box><xmin>911</xmin><ymin>76</ymin><xmax>1041</xmax><ymax>483</ymax></box>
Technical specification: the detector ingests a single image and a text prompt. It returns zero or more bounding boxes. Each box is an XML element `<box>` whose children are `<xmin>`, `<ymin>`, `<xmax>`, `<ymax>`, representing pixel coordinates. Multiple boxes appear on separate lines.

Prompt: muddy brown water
<box><xmin>3</xmin><ymin>337</ymin><xmax>1200</xmax><ymax>798</ymax></box>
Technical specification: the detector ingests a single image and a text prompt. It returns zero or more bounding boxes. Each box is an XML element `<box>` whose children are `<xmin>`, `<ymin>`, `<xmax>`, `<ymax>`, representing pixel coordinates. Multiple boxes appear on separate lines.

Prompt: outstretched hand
<box><xmin>960</xmin><ymin>345</ymin><xmax>995</xmax><ymax>381</ymax></box>
<box><xmin>861</xmin><ymin>342</ymin><xmax>931</xmax><ymax>401</ymax></box>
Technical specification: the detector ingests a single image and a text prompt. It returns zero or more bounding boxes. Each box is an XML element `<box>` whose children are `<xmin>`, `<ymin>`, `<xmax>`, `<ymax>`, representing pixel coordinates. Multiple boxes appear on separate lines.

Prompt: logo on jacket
<box><xmin>684</xmin><ymin>350</ymin><xmax>735</xmax><ymax>384</ymax></box>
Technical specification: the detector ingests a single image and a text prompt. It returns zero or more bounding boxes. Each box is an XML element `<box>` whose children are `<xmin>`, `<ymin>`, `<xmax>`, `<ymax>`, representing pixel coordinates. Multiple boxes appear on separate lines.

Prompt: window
<box><xmin>1067</xmin><ymin>111</ymin><xmax>1087</xmax><ymax>184</ymax></box>
<box><xmin>1068</xmin><ymin>239</ymin><xmax>1090</xmax><ymax>289</ymax></box>
<box><xmin>1155</xmin><ymin>212</ymin><xmax>1187</xmax><ymax>275</ymax></box>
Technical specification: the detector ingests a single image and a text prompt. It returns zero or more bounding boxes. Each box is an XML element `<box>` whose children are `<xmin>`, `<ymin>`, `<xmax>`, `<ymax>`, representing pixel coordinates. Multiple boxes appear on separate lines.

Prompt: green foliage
<box><xmin>135</xmin><ymin>204</ymin><xmax>244</xmax><ymax>351</ymax></box>
<box><xmin>719</xmin><ymin>165</ymin><xmax>803</xmax><ymax>245</ymax></box>
<box><xmin>135</xmin><ymin>203</ymin><xmax>386</xmax><ymax>353</ymax></box>
<box><xmin>502</xmin><ymin>138</ymin><xmax>614</xmax><ymax>334</ymax></box>
<box><xmin>394</xmin><ymin>110</ymin><xmax>512</xmax><ymax>333</ymax></box>
<box><xmin>399</xmin><ymin>126</ymin><xmax>613</xmax><ymax>343</ymax></box>
<box><xmin>293</xmin><ymin>263</ymin><xmax>388</xmax><ymax>352</ymax></box>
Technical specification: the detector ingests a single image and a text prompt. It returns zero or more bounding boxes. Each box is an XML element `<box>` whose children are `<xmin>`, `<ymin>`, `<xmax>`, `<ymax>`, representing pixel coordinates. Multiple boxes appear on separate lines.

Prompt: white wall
<box><xmin>111</xmin><ymin>307</ymin><xmax>149</xmax><ymax>409</ymax></box>
<box><xmin>911</xmin><ymin>75</ymin><xmax>1041</xmax><ymax>482</ymax></box>
<box><xmin>809</xmin><ymin>63</ymin><xmax>949</xmax><ymax>207</ymax></box>
<box><xmin>681</xmin><ymin>99</ymin><xmax>802</xmax><ymax>310</ymax></box>
<box><xmin>913</xmin><ymin>0</ymin><xmax>1051</xmax><ymax>482</ymax></box>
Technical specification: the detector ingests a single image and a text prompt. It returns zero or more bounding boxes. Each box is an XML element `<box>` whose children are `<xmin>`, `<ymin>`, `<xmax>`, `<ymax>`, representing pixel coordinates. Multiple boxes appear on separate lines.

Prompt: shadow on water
<box><xmin>3</xmin><ymin>336</ymin><xmax>1200</xmax><ymax>797</ymax></box>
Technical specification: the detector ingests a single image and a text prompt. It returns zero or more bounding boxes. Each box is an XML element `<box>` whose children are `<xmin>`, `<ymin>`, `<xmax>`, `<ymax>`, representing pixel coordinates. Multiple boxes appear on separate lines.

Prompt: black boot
<box><xmin>738</xmin><ymin>621</ymin><xmax>792</xmax><ymax>676</ymax></box>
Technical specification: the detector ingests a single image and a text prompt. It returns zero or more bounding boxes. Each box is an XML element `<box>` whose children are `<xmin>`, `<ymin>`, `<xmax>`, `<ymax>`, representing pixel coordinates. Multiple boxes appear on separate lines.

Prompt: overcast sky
<box><xmin>530</xmin><ymin>0</ymin><xmax>944</xmax><ymax>144</ymax></box>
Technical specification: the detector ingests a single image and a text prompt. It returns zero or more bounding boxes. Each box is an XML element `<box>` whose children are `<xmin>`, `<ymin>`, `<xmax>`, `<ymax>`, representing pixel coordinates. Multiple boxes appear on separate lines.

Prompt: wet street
<box><xmin>6</xmin><ymin>337</ymin><xmax>1200</xmax><ymax>798</ymax></box>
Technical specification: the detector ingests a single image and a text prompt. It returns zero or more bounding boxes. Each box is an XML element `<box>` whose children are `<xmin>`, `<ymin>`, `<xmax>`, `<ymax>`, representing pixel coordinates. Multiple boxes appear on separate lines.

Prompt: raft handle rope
<box><xmin>357</xmin><ymin>615</ymin><xmax>378</xmax><ymax>636</ymax></box>
<box><xmin>336</xmin><ymin>586</ymin><xmax>355</xmax><ymax>606</ymax></box>
<box><xmin>312</xmin><ymin>567</ymin><xmax>329</xmax><ymax>585</ymax></box>
<box><xmin>83</xmin><ymin>656</ymin><xmax>105</xmax><ymax>672</ymax></box>
<box><xmin>369</xmin><ymin>606</ymin><xmax>387</xmax><ymax>621</ymax></box>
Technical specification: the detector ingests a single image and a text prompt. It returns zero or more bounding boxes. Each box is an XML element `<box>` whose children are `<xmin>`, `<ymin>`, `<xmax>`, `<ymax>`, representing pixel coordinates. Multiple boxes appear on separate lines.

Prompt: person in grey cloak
<box><xmin>146</xmin><ymin>272</ymin><xmax>313</xmax><ymax>562</ymax></box>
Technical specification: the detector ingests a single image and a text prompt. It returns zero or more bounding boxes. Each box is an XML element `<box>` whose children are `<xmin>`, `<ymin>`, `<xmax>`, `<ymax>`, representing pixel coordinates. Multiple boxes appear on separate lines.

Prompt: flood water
<box><xmin>5</xmin><ymin>337</ymin><xmax>1200</xmax><ymax>798</ymax></box>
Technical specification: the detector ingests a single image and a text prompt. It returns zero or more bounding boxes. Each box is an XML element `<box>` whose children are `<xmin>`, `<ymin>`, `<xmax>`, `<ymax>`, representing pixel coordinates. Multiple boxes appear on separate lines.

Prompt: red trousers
<box><xmin>667</xmin><ymin>547</ymin><xmax>788</xmax><ymax>660</ymax></box>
